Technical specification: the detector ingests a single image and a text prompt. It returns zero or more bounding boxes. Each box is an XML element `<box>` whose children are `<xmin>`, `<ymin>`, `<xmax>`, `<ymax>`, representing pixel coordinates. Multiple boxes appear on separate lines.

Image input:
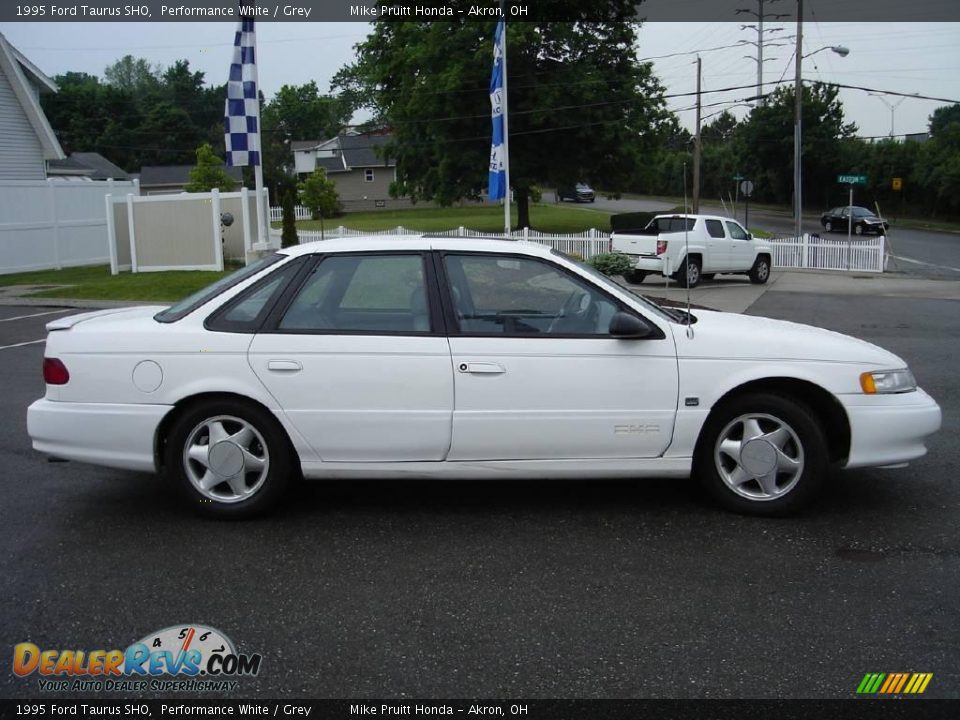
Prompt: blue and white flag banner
<box><xmin>224</xmin><ymin>18</ymin><xmax>260</xmax><ymax>167</ymax></box>
<box><xmin>488</xmin><ymin>19</ymin><xmax>506</xmax><ymax>201</ymax></box>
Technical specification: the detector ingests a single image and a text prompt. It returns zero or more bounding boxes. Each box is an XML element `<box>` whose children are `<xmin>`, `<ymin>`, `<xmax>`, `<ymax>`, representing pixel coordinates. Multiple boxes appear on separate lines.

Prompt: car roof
<box><xmin>276</xmin><ymin>234</ymin><xmax>557</xmax><ymax>259</ymax></box>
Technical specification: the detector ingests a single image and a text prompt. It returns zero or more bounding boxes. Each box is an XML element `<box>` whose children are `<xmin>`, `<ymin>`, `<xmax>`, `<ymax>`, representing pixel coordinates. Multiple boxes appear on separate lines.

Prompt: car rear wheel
<box><xmin>824</xmin><ymin>220</ymin><xmax>833</xmax><ymax>232</ymax></box>
<box><xmin>749</xmin><ymin>255</ymin><xmax>770</xmax><ymax>284</ymax></box>
<box><xmin>623</xmin><ymin>269</ymin><xmax>648</xmax><ymax>284</ymax></box>
<box><xmin>854</xmin><ymin>223</ymin><xmax>864</xmax><ymax>236</ymax></box>
<box><xmin>694</xmin><ymin>393</ymin><xmax>827</xmax><ymax>516</ymax></box>
<box><xmin>166</xmin><ymin>399</ymin><xmax>294</xmax><ymax>519</ymax></box>
<box><xmin>677</xmin><ymin>256</ymin><xmax>701</xmax><ymax>288</ymax></box>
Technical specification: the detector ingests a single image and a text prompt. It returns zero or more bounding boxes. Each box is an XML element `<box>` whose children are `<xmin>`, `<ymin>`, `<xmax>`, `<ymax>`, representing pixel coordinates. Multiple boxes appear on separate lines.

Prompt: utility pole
<box><xmin>693</xmin><ymin>55</ymin><xmax>701</xmax><ymax>214</ymax></box>
<box><xmin>737</xmin><ymin>0</ymin><xmax>788</xmax><ymax>105</ymax></box>
<box><xmin>793</xmin><ymin>0</ymin><xmax>803</xmax><ymax>240</ymax></box>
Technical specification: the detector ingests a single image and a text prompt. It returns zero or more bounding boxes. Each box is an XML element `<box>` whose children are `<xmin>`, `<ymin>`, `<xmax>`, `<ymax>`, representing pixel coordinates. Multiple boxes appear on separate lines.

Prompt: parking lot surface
<box><xmin>0</xmin><ymin>289</ymin><xmax>956</xmax><ymax>700</ymax></box>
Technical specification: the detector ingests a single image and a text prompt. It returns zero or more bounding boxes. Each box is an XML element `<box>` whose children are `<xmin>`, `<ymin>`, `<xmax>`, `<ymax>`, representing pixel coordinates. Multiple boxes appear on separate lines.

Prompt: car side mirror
<box><xmin>609</xmin><ymin>311</ymin><xmax>654</xmax><ymax>339</ymax></box>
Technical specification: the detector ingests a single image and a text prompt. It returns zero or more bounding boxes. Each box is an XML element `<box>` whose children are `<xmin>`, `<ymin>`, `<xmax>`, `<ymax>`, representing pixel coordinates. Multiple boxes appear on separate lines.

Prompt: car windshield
<box><xmin>552</xmin><ymin>250</ymin><xmax>673</xmax><ymax>322</ymax></box>
<box><xmin>154</xmin><ymin>253</ymin><xmax>287</xmax><ymax>323</ymax></box>
<box><xmin>852</xmin><ymin>207</ymin><xmax>875</xmax><ymax>217</ymax></box>
<box><xmin>576</xmin><ymin>183</ymin><xmax>593</xmax><ymax>191</ymax></box>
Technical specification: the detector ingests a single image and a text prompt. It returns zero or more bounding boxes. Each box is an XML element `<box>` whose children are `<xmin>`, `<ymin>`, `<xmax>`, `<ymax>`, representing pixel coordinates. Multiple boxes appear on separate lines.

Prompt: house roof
<box><xmin>292</xmin><ymin>133</ymin><xmax>396</xmax><ymax>173</ymax></box>
<box><xmin>139</xmin><ymin>164</ymin><xmax>243</xmax><ymax>187</ymax></box>
<box><xmin>0</xmin><ymin>32</ymin><xmax>64</xmax><ymax>161</ymax></box>
<box><xmin>48</xmin><ymin>152</ymin><xmax>131</xmax><ymax>180</ymax></box>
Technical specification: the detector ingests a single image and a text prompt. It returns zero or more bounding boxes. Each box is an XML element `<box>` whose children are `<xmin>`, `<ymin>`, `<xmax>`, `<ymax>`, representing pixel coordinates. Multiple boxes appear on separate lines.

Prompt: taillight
<box><xmin>656</xmin><ymin>240</ymin><xmax>668</xmax><ymax>255</ymax></box>
<box><xmin>43</xmin><ymin>358</ymin><xmax>70</xmax><ymax>385</ymax></box>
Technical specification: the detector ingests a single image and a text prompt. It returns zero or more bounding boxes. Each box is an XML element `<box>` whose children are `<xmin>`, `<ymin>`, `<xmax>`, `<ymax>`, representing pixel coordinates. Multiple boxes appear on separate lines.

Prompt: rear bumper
<box><xmin>840</xmin><ymin>388</ymin><xmax>942</xmax><ymax>469</ymax></box>
<box><xmin>631</xmin><ymin>256</ymin><xmax>667</xmax><ymax>274</ymax></box>
<box><xmin>27</xmin><ymin>399</ymin><xmax>171</xmax><ymax>473</ymax></box>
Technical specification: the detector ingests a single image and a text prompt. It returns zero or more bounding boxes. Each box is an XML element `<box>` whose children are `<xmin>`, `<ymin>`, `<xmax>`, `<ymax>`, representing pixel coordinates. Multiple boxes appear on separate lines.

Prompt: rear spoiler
<box><xmin>46</xmin><ymin>307</ymin><xmax>154</xmax><ymax>331</ymax></box>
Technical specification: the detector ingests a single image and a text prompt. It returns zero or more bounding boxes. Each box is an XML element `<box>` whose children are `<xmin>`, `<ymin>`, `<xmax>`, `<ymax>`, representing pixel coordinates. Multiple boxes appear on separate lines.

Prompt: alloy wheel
<box><xmin>714</xmin><ymin>413</ymin><xmax>804</xmax><ymax>501</ymax></box>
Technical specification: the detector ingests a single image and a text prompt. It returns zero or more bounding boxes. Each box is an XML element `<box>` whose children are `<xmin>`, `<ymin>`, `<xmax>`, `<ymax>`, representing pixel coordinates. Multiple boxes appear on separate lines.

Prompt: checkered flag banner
<box><xmin>487</xmin><ymin>19</ymin><xmax>506</xmax><ymax>201</ymax></box>
<box><xmin>224</xmin><ymin>18</ymin><xmax>260</xmax><ymax>167</ymax></box>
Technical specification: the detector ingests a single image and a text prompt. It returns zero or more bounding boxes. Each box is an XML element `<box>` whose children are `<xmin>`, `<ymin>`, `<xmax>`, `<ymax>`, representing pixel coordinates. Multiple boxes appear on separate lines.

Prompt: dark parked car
<box><xmin>820</xmin><ymin>206</ymin><xmax>889</xmax><ymax>235</ymax></box>
<box><xmin>557</xmin><ymin>182</ymin><xmax>595</xmax><ymax>203</ymax></box>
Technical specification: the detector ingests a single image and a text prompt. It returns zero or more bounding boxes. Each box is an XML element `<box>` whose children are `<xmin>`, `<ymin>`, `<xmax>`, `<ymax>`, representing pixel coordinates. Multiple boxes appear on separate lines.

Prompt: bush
<box><xmin>280</xmin><ymin>190</ymin><xmax>299</xmax><ymax>248</ymax></box>
<box><xmin>588</xmin><ymin>252</ymin><xmax>634</xmax><ymax>277</ymax></box>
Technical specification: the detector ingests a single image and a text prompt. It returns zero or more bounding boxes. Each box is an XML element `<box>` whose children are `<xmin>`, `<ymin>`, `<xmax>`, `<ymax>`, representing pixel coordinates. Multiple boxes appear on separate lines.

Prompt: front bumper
<box><xmin>839</xmin><ymin>388</ymin><xmax>941</xmax><ymax>469</ymax></box>
<box><xmin>27</xmin><ymin>399</ymin><xmax>171</xmax><ymax>473</ymax></box>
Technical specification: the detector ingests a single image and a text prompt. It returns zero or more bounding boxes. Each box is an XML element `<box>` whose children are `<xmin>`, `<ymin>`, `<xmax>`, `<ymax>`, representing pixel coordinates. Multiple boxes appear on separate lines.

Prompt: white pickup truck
<box><xmin>611</xmin><ymin>214</ymin><xmax>773</xmax><ymax>288</ymax></box>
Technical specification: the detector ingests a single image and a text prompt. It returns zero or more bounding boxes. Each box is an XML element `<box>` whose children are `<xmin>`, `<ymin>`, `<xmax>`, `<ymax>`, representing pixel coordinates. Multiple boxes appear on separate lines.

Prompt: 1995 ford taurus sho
<box><xmin>27</xmin><ymin>237</ymin><xmax>941</xmax><ymax>518</ymax></box>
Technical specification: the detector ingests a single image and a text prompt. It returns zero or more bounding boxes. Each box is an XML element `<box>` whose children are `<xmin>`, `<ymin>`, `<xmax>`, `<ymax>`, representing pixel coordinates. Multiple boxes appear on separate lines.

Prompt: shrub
<box><xmin>280</xmin><ymin>190</ymin><xmax>299</xmax><ymax>248</ymax></box>
<box><xmin>588</xmin><ymin>252</ymin><xmax>634</xmax><ymax>277</ymax></box>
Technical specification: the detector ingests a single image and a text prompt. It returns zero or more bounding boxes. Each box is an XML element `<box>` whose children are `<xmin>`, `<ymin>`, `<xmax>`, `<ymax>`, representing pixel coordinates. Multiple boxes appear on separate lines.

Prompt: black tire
<box><xmin>693</xmin><ymin>392</ymin><xmax>828</xmax><ymax>516</ymax></box>
<box><xmin>824</xmin><ymin>220</ymin><xmax>833</xmax><ymax>232</ymax></box>
<box><xmin>748</xmin><ymin>255</ymin><xmax>771</xmax><ymax>284</ymax></box>
<box><xmin>165</xmin><ymin>398</ymin><xmax>295</xmax><ymax>519</ymax></box>
<box><xmin>854</xmin><ymin>223</ymin><xmax>864</xmax><ymax>236</ymax></box>
<box><xmin>677</xmin><ymin>256</ymin><xmax>701</xmax><ymax>288</ymax></box>
<box><xmin>623</xmin><ymin>269</ymin><xmax>648</xmax><ymax>284</ymax></box>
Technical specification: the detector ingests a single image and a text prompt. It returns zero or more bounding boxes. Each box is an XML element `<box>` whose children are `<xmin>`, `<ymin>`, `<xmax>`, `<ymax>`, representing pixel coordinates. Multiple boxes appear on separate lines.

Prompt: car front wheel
<box><xmin>749</xmin><ymin>255</ymin><xmax>770</xmax><ymax>284</ymax></box>
<box><xmin>694</xmin><ymin>393</ymin><xmax>827</xmax><ymax>516</ymax></box>
<box><xmin>824</xmin><ymin>220</ymin><xmax>833</xmax><ymax>232</ymax></box>
<box><xmin>854</xmin><ymin>223</ymin><xmax>864</xmax><ymax>236</ymax></box>
<box><xmin>165</xmin><ymin>399</ymin><xmax>294</xmax><ymax>519</ymax></box>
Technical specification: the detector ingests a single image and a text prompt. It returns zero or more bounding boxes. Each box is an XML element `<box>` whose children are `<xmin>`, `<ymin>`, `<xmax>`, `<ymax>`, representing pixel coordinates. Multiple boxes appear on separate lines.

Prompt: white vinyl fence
<box><xmin>768</xmin><ymin>233</ymin><xmax>886</xmax><ymax>273</ymax></box>
<box><xmin>0</xmin><ymin>179</ymin><xmax>140</xmax><ymax>275</ymax></box>
<box><xmin>107</xmin><ymin>187</ymin><xmax>271</xmax><ymax>273</ymax></box>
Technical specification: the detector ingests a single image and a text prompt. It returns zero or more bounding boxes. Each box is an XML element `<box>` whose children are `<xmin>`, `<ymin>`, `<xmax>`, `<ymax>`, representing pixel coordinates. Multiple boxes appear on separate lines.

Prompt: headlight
<box><xmin>860</xmin><ymin>369</ymin><xmax>916</xmax><ymax>394</ymax></box>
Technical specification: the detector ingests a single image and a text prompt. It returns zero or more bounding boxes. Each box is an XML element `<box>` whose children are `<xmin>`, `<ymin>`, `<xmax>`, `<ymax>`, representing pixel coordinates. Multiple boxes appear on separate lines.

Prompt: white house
<box><xmin>0</xmin><ymin>32</ymin><xmax>64</xmax><ymax>179</ymax></box>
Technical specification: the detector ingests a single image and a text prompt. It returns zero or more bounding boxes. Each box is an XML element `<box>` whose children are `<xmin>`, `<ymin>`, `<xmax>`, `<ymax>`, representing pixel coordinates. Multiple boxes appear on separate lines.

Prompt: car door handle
<box><xmin>458</xmin><ymin>362</ymin><xmax>506</xmax><ymax>374</ymax></box>
<box><xmin>267</xmin><ymin>360</ymin><xmax>302</xmax><ymax>372</ymax></box>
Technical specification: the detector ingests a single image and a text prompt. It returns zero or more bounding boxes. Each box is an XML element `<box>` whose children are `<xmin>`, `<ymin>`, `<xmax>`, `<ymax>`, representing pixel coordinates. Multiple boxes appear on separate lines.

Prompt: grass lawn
<box><xmin>285</xmin><ymin>202</ymin><xmax>612</xmax><ymax>234</ymax></box>
<box><xmin>0</xmin><ymin>265</ymin><xmax>232</xmax><ymax>302</ymax></box>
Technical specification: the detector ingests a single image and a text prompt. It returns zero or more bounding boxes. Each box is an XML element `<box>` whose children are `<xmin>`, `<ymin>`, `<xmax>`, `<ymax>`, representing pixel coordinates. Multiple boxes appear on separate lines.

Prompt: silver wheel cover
<box><xmin>182</xmin><ymin>415</ymin><xmax>270</xmax><ymax>503</ymax></box>
<box><xmin>714</xmin><ymin>412</ymin><xmax>804</xmax><ymax>501</ymax></box>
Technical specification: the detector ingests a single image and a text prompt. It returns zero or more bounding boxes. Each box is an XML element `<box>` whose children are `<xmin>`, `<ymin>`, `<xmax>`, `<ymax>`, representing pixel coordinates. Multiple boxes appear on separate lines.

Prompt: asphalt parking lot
<box><xmin>0</xmin><ymin>287</ymin><xmax>956</xmax><ymax>700</ymax></box>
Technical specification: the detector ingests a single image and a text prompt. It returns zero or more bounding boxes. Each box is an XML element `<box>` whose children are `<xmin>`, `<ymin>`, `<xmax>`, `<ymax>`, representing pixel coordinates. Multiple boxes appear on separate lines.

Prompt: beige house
<box><xmin>292</xmin><ymin>133</ymin><xmax>408</xmax><ymax>211</ymax></box>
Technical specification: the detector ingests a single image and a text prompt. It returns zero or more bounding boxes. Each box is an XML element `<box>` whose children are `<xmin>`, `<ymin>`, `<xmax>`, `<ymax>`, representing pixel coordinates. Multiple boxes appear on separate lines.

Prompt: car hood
<box><xmin>46</xmin><ymin>306</ymin><xmax>169</xmax><ymax>331</ymax></box>
<box><xmin>669</xmin><ymin>309</ymin><xmax>905</xmax><ymax>367</ymax></box>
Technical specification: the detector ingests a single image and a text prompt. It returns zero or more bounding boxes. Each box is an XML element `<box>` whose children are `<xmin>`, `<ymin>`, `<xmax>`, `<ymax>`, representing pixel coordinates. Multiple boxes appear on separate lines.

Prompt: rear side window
<box><xmin>205</xmin><ymin>258</ymin><xmax>304</xmax><ymax>333</ymax></box>
<box><xmin>705</xmin><ymin>219</ymin><xmax>725</xmax><ymax>238</ymax></box>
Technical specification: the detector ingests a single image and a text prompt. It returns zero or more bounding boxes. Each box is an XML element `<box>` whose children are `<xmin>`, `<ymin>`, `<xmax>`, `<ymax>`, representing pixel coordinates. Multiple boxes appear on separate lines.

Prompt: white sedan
<box><xmin>27</xmin><ymin>237</ymin><xmax>941</xmax><ymax>518</ymax></box>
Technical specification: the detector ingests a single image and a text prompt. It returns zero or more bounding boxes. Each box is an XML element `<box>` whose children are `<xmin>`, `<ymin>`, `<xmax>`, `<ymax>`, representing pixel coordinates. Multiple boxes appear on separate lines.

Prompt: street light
<box><xmin>793</xmin><ymin>0</ymin><xmax>850</xmax><ymax>240</ymax></box>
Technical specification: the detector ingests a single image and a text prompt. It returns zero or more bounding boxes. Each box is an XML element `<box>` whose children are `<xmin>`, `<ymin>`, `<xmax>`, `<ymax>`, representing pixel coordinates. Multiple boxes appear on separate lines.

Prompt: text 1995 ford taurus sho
<box><xmin>27</xmin><ymin>237</ymin><xmax>941</xmax><ymax>518</ymax></box>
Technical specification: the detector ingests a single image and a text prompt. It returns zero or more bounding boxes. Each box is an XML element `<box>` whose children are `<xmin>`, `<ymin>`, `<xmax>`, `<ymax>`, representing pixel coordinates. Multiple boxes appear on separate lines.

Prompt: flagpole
<box><xmin>500</xmin><ymin>9</ymin><xmax>511</xmax><ymax>235</ymax></box>
<box><xmin>249</xmin><ymin>26</ymin><xmax>266</xmax><ymax>248</ymax></box>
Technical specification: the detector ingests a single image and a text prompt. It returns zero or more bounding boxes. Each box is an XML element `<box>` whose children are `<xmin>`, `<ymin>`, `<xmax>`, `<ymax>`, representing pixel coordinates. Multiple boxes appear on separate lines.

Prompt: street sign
<box><xmin>739</xmin><ymin>180</ymin><xmax>754</xmax><ymax>197</ymax></box>
<box><xmin>892</xmin><ymin>177</ymin><xmax>903</xmax><ymax>191</ymax></box>
<box><xmin>837</xmin><ymin>174</ymin><xmax>868</xmax><ymax>185</ymax></box>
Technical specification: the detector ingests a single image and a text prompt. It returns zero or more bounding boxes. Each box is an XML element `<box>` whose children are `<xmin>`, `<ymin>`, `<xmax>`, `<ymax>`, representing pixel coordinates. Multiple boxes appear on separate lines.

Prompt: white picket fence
<box><xmin>279</xmin><ymin>225</ymin><xmax>886</xmax><ymax>273</ymax></box>
<box><xmin>768</xmin><ymin>233</ymin><xmax>886</xmax><ymax>273</ymax></box>
<box><xmin>269</xmin><ymin>205</ymin><xmax>311</xmax><ymax>222</ymax></box>
<box><xmin>280</xmin><ymin>225</ymin><xmax>612</xmax><ymax>259</ymax></box>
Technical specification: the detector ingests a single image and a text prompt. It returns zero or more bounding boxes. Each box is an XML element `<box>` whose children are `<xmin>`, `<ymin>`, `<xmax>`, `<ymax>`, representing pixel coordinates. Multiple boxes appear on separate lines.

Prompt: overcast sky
<box><xmin>2</xmin><ymin>20</ymin><xmax>957</xmax><ymax>140</ymax></box>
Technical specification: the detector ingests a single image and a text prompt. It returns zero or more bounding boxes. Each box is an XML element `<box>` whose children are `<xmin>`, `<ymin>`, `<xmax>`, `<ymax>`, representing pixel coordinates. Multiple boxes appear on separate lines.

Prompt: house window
<box><xmin>364</xmin><ymin>169</ymin><xmax>375</xmax><ymax>182</ymax></box>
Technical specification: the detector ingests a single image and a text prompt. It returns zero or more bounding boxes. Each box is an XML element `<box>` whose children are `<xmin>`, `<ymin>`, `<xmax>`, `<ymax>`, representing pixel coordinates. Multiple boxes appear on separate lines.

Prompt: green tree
<box><xmin>915</xmin><ymin>104</ymin><xmax>960</xmax><ymax>216</ymax></box>
<box><xmin>736</xmin><ymin>83</ymin><xmax>856</xmax><ymax>207</ymax></box>
<box><xmin>104</xmin><ymin>55</ymin><xmax>161</xmax><ymax>94</ymax></box>
<box><xmin>298</xmin><ymin>168</ymin><xmax>339</xmax><ymax>219</ymax></box>
<box><xmin>334</xmin><ymin>6</ymin><xmax>672</xmax><ymax>229</ymax></box>
<box><xmin>280</xmin><ymin>189</ymin><xmax>299</xmax><ymax>248</ymax></box>
<box><xmin>184</xmin><ymin>143</ymin><xmax>237</xmax><ymax>192</ymax></box>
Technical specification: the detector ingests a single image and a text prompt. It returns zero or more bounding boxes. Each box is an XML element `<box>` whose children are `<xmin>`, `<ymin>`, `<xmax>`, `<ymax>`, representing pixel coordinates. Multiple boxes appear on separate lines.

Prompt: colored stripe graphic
<box><xmin>857</xmin><ymin>672</ymin><xmax>932</xmax><ymax>694</ymax></box>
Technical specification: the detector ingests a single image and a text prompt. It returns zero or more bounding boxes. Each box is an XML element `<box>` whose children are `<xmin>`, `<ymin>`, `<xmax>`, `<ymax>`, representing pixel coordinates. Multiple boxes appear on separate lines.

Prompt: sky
<box><xmin>1</xmin><ymin>20</ymin><xmax>958</xmax><ymax>140</ymax></box>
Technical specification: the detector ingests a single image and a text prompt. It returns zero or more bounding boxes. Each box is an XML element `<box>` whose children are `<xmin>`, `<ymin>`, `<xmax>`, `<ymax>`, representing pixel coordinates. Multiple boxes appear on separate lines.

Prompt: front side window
<box><xmin>725</xmin><ymin>221</ymin><xmax>749</xmax><ymax>240</ymax></box>
<box><xmin>444</xmin><ymin>254</ymin><xmax>619</xmax><ymax>336</ymax></box>
<box><xmin>278</xmin><ymin>254</ymin><xmax>430</xmax><ymax>334</ymax></box>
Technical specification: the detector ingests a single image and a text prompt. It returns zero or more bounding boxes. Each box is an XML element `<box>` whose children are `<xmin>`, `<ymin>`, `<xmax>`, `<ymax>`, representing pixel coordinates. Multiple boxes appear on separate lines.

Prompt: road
<box><xmin>0</xmin><ymin>291</ymin><xmax>956</xmax><ymax>700</ymax></box>
<box><xmin>546</xmin><ymin>192</ymin><xmax>960</xmax><ymax>278</ymax></box>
